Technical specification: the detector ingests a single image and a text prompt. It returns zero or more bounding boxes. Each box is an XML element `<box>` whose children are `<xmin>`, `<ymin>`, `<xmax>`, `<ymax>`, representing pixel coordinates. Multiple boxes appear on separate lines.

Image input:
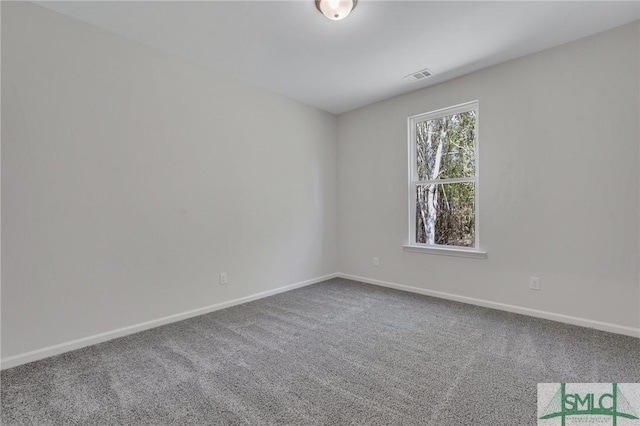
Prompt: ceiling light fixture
<box><xmin>315</xmin><ymin>0</ymin><xmax>357</xmax><ymax>21</ymax></box>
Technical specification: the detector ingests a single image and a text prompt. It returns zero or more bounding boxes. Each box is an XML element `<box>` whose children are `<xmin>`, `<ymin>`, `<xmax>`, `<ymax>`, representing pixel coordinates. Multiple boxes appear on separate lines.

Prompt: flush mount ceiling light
<box><xmin>315</xmin><ymin>0</ymin><xmax>357</xmax><ymax>21</ymax></box>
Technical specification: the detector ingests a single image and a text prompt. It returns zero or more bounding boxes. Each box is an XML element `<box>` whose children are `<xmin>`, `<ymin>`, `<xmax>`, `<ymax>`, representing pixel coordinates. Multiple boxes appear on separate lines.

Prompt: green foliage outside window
<box><xmin>415</xmin><ymin>111</ymin><xmax>476</xmax><ymax>247</ymax></box>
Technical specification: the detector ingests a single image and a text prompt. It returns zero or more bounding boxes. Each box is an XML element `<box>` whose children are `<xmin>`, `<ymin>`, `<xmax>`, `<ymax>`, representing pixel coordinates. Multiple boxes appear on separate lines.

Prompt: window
<box><xmin>405</xmin><ymin>101</ymin><xmax>485</xmax><ymax>258</ymax></box>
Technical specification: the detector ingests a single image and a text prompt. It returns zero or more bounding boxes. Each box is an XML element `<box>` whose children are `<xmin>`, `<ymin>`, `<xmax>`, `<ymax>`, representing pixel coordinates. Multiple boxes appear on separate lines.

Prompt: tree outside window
<box><xmin>409</xmin><ymin>102</ymin><xmax>478</xmax><ymax>248</ymax></box>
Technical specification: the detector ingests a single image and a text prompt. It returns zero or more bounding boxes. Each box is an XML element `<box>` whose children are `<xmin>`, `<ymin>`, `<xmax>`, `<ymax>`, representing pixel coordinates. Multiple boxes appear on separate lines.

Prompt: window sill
<box><xmin>403</xmin><ymin>245</ymin><xmax>488</xmax><ymax>259</ymax></box>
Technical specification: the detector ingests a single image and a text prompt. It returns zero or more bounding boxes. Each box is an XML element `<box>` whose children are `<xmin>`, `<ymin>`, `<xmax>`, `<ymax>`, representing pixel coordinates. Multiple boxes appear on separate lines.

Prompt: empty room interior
<box><xmin>2</xmin><ymin>1</ymin><xmax>640</xmax><ymax>425</ymax></box>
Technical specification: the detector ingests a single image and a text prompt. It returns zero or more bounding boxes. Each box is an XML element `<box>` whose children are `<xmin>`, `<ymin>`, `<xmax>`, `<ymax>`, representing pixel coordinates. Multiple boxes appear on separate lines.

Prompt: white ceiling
<box><xmin>37</xmin><ymin>1</ymin><xmax>640</xmax><ymax>114</ymax></box>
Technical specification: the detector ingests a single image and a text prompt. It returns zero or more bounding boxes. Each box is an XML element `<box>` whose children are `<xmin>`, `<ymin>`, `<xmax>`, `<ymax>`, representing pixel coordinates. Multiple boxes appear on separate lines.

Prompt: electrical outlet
<box><xmin>373</xmin><ymin>257</ymin><xmax>379</xmax><ymax>267</ymax></box>
<box><xmin>220</xmin><ymin>272</ymin><xmax>228</xmax><ymax>285</ymax></box>
<box><xmin>529</xmin><ymin>276</ymin><xmax>540</xmax><ymax>291</ymax></box>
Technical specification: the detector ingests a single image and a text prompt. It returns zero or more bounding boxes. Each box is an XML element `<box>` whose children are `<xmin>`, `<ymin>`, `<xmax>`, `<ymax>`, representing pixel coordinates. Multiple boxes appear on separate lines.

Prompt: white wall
<box><xmin>1</xmin><ymin>2</ymin><xmax>337</xmax><ymax>359</ymax></box>
<box><xmin>2</xmin><ymin>3</ymin><xmax>639</xmax><ymax>365</ymax></box>
<box><xmin>338</xmin><ymin>22</ymin><xmax>640</xmax><ymax>331</ymax></box>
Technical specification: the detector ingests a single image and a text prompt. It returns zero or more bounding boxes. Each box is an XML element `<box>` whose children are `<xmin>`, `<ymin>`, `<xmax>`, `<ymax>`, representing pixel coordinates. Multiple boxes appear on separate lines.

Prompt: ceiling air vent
<box><xmin>404</xmin><ymin>68</ymin><xmax>432</xmax><ymax>83</ymax></box>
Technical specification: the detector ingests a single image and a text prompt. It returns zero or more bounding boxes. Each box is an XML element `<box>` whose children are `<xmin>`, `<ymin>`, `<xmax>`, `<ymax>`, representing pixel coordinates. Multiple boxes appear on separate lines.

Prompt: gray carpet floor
<box><xmin>1</xmin><ymin>278</ymin><xmax>639</xmax><ymax>425</ymax></box>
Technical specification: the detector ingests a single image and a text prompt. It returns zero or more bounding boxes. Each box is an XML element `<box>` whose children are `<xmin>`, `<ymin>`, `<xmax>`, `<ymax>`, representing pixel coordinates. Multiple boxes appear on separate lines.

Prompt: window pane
<box><xmin>416</xmin><ymin>182</ymin><xmax>475</xmax><ymax>247</ymax></box>
<box><xmin>416</xmin><ymin>111</ymin><xmax>476</xmax><ymax>181</ymax></box>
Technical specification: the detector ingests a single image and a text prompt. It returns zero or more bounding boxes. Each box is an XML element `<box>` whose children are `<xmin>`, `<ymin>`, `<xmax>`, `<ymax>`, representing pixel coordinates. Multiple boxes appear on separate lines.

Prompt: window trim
<box><xmin>405</xmin><ymin>100</ymin><xmax>486</xmax><ymax>258</ymax></box>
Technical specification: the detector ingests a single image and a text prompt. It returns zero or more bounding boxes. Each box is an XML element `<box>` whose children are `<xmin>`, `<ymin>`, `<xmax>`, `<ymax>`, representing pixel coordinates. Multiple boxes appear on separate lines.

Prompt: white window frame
<box><xmin>403</xmin><ymin>100</ymin><xmax>487</xmax><ymax>259</ymax></box>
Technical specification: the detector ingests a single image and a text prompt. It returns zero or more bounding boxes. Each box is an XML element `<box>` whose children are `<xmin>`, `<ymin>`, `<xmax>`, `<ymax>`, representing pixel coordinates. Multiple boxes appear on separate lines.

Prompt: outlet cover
<box><xmin>529</xmin><ymin>276</ymin><xmax>540</xmax><ymax>291</ymax></box>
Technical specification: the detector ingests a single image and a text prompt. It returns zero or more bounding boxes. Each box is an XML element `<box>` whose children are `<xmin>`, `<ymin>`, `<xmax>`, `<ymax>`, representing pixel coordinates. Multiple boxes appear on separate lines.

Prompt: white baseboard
<box><xmin>338</xmin><ymin>273</ymin><xmax>640</xmax><ymax>338</ymax></box>
<box><xmin>3</xmin><ymin>271</ymin><xmax>636</xmax><ymax>370</ymax></box>
<box><xmin>0</xmin><ymin>273</ymin><xmax>338</xmax><ymax>370</ymax></box>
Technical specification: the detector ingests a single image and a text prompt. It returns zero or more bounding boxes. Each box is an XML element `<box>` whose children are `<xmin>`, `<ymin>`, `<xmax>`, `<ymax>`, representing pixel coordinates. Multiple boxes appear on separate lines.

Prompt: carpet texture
<box><xmin>2</xmin><ymin>278</ymin><xmax>639</xmax><ymax>425</ymax></box>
